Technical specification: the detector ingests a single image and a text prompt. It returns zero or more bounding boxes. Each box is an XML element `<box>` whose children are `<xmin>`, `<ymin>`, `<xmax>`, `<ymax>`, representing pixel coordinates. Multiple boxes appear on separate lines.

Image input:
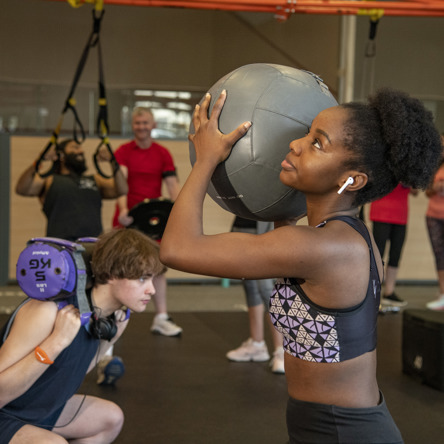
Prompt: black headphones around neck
<box><xmin>89</xmin><ymin>311</ymin><xmax>118</xmax><ymax>341</ymax></box>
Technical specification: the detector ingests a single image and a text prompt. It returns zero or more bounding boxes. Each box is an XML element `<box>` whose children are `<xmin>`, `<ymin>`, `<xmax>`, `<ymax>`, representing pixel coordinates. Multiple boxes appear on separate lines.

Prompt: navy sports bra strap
<box><xmin>324</xmin><ymin>215</ymin><xmax>379</xmax><ymax>279</ymax></box>
<box><xmin>324</xmin><ymin>215</ymin><xmax>369</xmax><ymax>240</ymax></box>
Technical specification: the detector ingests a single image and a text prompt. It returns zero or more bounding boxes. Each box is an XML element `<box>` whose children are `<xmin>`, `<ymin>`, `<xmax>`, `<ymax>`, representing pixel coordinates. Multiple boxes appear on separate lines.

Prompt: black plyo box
<box><xmin>402</xmin><ymin>309</ymin><xmax>444</xmax><ymax>391</ymax></box>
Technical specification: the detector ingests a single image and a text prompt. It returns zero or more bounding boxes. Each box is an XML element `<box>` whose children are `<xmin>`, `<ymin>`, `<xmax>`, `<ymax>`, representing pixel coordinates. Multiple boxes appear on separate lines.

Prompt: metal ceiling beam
<box><xmin>47</xmin><ymin>0</ymin><xmax>444</xmax><ymax>19</ymax></box>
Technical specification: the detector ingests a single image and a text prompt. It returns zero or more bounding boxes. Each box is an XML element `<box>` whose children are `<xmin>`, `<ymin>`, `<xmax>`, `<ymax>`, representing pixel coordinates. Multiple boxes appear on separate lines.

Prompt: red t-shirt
<box><xmin>112</xmin><ymin>140</ymin><xmax>176</xmax><ymax>227</ymax></box>
<box><xmin>369</xmin><ymin>183</ymin><xmax>411</xmax><ymax>225</ymax></box>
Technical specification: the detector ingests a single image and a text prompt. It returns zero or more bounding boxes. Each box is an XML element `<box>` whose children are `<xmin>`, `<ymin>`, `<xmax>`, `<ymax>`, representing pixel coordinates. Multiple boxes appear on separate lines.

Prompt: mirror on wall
<box><xmin>0</xmin><ymin>80</ymin><xmax>206</xmax><ymax>140</ymax></box>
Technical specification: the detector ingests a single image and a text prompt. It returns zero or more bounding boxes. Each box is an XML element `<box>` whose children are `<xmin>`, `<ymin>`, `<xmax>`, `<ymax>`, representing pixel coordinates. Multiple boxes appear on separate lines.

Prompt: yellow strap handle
<box><xmin>67</xmin><ymin>0</ymin><xmax>104</xmax><ymax>12</ymax></box>
<box><xmin>357</xmin><ymin>8</ymin><xmax>385</xmax><ymax>21</ymax></box>
<box><xmin>99</xmin><ymin>120</ymin><xmax>108</xmax><ymax>138</ymax></box>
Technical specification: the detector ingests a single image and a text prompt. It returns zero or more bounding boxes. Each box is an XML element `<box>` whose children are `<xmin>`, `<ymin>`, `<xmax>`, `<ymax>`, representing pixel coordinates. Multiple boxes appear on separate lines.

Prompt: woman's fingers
<box><xmin>189</xmin><ymin>90</ymin><xmax>251</xmax><ymax>161</ymax></box>
<box><xmin>208</xmin><ymin>90</ymin><xmax>226</xmax><ymax>122</ymax></box>
<box><xmin>226</xmin><ymin>121</ymin><xmax>252</xmax><ymax>147</ymax></box>
<box><xmin>200</xmin><ymin>92</ymin><xmax>213</xmax><ymax>119</ymax></box>
<box><xmin>191</xmin><ymin>91</ymin><xmax>225</xmax><ymax>135</ymax></box>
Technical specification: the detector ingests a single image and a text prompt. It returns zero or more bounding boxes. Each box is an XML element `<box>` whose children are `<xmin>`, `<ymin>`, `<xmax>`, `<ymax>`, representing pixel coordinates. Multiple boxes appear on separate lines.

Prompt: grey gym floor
<box><xmin>1</xmin><ymin>282</ymin><xmax>443</xmax><ymax>444</ymax></box>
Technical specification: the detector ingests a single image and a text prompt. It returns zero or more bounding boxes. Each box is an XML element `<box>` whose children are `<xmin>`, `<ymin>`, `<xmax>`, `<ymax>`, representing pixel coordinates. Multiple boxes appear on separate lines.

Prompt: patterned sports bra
<box><xmin>269</xmin><ymin>216</ymin><xmax>380</xmax><ymax>363</ymax></box>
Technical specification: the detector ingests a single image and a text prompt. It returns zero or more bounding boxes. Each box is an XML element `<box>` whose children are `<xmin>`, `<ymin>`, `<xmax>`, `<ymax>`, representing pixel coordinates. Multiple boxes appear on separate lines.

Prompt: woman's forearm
<box><xmin>160</xmin><ymin>160</ymin><xmax>214</xmax><ymax>266</ymax></box>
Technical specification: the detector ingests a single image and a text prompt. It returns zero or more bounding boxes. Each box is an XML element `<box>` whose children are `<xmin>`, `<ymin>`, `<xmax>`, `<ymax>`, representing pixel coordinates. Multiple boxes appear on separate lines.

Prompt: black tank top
<box><xmin>269</xmin><ymin>216</ymin><xmax>380</xmax><ymax>363</ymax></box>
<box><xmin>43</xmin><ymin>174</ymin><xmax>103</xmax><ymax>241</ymax></box>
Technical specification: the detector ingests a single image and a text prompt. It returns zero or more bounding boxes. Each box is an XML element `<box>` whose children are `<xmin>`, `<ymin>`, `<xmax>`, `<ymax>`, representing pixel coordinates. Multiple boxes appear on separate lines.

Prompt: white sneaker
<box><xmin>226</xmin><ymin>338</ymin><xmax>270</xmax><ymax>362</ymax></box>
<box><xmin>151</xmin><ymin>314</ymin><xmax>183</xmax><ymax>337</ymax></box>
<box><xmin>270</xmin><ymin>348</ymin><xmax>285</xmax><ymax>374</ymax></box>
<box><xmin>426</xmin><ymin>295</ymin><xmax>444</xmax><ymax>311</ymax></box>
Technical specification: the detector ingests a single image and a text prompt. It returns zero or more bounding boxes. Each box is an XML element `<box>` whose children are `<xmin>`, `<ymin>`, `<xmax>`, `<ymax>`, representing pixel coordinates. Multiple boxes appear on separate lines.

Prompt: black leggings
<box><xmin>372</xmin><ymin>222</ymin><xmax>406</xmax><ymax>268</ymax></box>
<box><xmin>426</xmin><ymin>216</ymin><xmax>444</xmax><ymax>270</ymax></box>
<box><xmin>286</xmin><ymin>393</ymin><xmax>403</xmax><ymax>444</ymax></box>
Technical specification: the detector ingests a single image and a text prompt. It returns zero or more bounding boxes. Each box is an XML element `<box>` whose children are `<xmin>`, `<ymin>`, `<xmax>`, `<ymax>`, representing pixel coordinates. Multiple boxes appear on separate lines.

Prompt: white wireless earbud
<box><xmin>337</xmin><ymin>177</ymin><xmax>354</xmax><ymax>195</ymax></box>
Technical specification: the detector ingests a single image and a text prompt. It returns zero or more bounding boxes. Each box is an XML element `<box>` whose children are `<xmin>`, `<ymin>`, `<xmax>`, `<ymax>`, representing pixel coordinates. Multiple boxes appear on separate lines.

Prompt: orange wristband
<box><xmin>35</xmin><ymin>346</ymin><xmax>54</xmax><ymax>365</ymax></box>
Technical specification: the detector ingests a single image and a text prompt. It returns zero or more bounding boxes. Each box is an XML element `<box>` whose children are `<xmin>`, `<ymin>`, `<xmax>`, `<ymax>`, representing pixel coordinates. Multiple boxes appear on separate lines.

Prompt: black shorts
<box><xmin>0</xmin><ymin>404</ymin><xmax>64</xmax><ymax>444</ymax></box>
<box><xmin>286</xmin><ymin>392</ymin><xmax>404</xmax><ymax>444</ymax></box>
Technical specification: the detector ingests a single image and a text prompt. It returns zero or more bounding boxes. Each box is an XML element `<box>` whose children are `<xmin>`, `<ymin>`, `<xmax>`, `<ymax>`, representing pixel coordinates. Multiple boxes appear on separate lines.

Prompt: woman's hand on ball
<box><xmin>189</xmin><ymin>90</ymin><xmax>251</xmax><ymax>166</ymax></box>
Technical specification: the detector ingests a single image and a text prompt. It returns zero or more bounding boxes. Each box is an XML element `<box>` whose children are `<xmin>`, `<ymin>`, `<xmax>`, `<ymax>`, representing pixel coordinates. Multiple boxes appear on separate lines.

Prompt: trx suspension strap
<box><xmin>92</xmin><ymin>21</ymin><xmax>119</xmax><ymax>179</ymax></box>
<box><xmin>36</xmin><ymin>0</ymin><xmax>117</xmax><ymax>178</ymax></box>
<box><xmin>359</xmin><ymin>8</ymin><xmax>384</xmax><ymax>100</ymax></box>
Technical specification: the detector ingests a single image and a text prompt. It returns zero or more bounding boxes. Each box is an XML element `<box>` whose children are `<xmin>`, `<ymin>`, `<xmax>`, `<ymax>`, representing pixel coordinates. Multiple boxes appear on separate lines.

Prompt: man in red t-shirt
<box><xmin>113</xmin><ymin>107</ymin><xmax>182</xmax><ymax>337</ymax></box>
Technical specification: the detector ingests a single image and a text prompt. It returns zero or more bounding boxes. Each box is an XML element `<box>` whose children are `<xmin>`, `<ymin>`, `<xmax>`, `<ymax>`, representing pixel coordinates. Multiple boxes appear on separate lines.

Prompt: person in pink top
<box><xmin>112</xmin><ymin>107</ymin><xmax>182</xmax><ymax>337</ymax></box>
<box><xmin>369</xmin><ymin>184</ymin><xmax>418</xmax><ymax>309</ymax></box>
<box><xmin>425</xmin><ymin>136</ymin><xmax>444</xmax><ymax>310</ymax></box>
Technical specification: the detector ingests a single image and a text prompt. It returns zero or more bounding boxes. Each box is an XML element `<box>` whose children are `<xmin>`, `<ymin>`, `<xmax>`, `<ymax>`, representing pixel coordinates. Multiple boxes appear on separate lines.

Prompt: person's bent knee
<box><xmin>109</xmin><ymin>402</ymin><xmax>124</xmax><ymax>428</ymax></box>
<box><xmin>104</xmin><ymin>402</ymin><xmax>124</xmax><ymax>439</ymax></box>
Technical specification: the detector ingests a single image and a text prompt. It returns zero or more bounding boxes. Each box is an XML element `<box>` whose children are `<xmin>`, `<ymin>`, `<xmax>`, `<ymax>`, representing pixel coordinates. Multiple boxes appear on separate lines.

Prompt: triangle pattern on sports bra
<box><xmin>269</xmin><ymin>279</ymin><xmax>340</xmax><ymax>363</ymax></box>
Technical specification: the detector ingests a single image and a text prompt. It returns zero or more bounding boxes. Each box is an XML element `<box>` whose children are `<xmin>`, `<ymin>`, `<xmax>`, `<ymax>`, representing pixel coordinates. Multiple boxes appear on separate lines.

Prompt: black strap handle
<box><xmin>365</xmin><ymin>17</ymin><xmax>381</xmax><ymax>58</ymax></box>
<box><xmin>35</xmin><ymin>134</ymin><xmax>59</xmax><ymax>178</ymax></box>
<box><xmin>93</xmin><ymin>139</ymin><xmax>119</xmax><ymax>179</ymax></box>
<box><xmin>37</xmin><ymin>9</ymin><xmax>106</xmax><ymax>177</ymax></box>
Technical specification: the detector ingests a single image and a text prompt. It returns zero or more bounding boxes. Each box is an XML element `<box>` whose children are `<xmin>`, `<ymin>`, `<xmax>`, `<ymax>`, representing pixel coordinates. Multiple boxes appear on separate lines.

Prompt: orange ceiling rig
<box><xmin>48</xmin><ymin>0</ymin><xmax>444</xmax><ymax>19</ymax></box>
